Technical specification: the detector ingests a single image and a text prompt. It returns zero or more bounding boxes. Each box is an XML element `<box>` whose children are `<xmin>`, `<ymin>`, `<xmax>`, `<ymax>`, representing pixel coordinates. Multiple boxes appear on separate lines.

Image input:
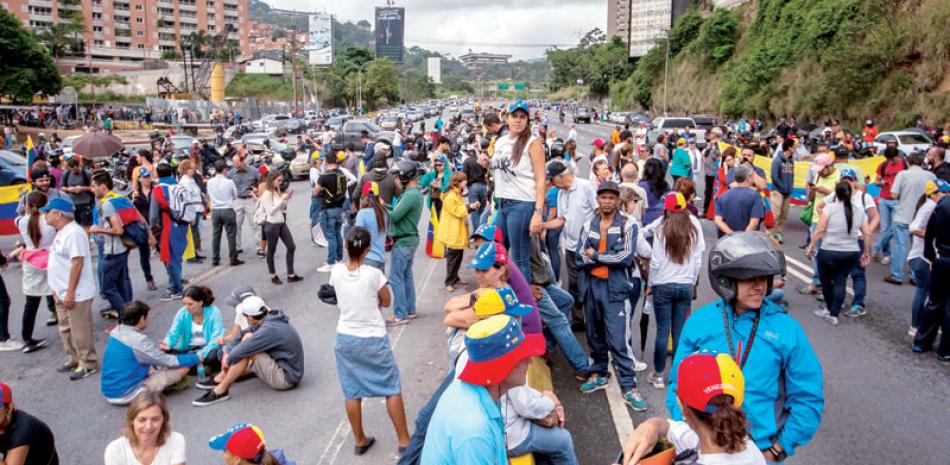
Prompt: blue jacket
<box><xmin>770</xmin><ymin>151</ymin><xmax>795</xmax><ymax>196</ymax></box>
<box><xmin>162</xmin><ymin>305</ymin><xmax>225</xmax><ymax>359</ymax></box>
<box><xmin>667</xmin><ymin>299</ymin><xmax>824</xmax><ymax>457</ymax></box>
<box><xmin>575</xmin><ymin>212</ymin><xmax>637</xmax><ymax>302</ymax></box>
<box><xmin>101</xmin><ymin>324</ymin><xmax>199</xmax><ymax>399</ymax></box>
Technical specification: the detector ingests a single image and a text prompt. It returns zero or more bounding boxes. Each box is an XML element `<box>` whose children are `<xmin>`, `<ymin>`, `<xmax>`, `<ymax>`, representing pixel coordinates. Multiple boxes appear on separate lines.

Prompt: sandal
<box><xmin>386</xmin><ymin>317</ymin><xmax>409</xmax><ymax>327</ymax></box>
<box><xmin>354</xmin><ymin>437</ymin><xmax>375</xmax><ymax>456</ymax></box>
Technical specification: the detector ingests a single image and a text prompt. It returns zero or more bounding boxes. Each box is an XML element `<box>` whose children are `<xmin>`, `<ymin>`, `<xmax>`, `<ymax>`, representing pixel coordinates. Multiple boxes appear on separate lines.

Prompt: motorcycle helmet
<box><xmin>391</xmin><ymin>159</ymin><xmax>423</xmax><ymax>184</ymax></box>
<box><xmin>549</xmin><ymin>138</ymin><xmax>565</xmax><ymax>160</ymax></box>
<box><xmin>708</xmin><ymin>232</ymin><xmax>785</xmax><ymax>303</ymax></box>
<box><xmin>866</xmin><ymin>119</ymin><xmax>874</xmax><ymax>126</ymax></box>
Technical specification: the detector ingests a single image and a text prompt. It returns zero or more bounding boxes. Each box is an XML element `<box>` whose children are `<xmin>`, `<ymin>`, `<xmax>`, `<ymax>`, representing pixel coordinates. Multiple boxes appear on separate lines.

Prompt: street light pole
<box><xmin>663</xmin><ymin>31</ymin><xmax>671</xmax><ymax>116</ymax></box>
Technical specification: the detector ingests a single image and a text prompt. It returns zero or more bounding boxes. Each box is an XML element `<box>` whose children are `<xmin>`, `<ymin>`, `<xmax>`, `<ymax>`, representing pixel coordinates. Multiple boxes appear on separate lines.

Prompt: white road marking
<box><xmin>605</xmin><ymin>365</ymin><xmax>635</xmax><ymax>444</ymax></box>
<box><xmin>321</xmin><ymin>257</ymin><xmax>438</xmax><ymax>465</ymax></box>
<box><xmin>785</xmin><ymin>254</ymin><xmax>854</xmax><ymax>296</ymax></box>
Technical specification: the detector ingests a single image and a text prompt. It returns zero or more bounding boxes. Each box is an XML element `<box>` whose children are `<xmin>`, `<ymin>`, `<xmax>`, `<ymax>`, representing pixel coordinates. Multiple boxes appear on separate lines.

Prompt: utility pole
<box><xmin>663</xmin><ymin>30</ymin><xmax>671</xmax><ymax>116</ymax></box>
<box><xmin>290</xmin><ymin>27</ymin><xmax>300</xmax><ymax>116</ymax></box>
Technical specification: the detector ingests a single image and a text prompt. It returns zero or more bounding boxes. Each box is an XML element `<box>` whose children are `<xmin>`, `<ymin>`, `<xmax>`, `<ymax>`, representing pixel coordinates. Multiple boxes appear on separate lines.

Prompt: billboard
<box><xmin>628</xmin><ymin>0</ymin><xmax>672</xmax><ymax>58</ymax></box>
<box><xmin>427</xmin><ymin>57</ymin><xmax>441</xmax><ymax>84</ymax></box>
<box><xmin>308</xmin><ymin>12</ymin><xmax>332</xmax><ymax>66</ymax></box>
<box><xmin>375</xmin><ymin>7</ymin><xmax>405</xmax><ymax>63</ymax></box>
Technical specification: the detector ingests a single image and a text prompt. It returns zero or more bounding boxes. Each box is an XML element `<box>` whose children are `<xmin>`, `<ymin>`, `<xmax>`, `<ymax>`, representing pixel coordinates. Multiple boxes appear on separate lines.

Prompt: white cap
<box><xmin>237</xmin><ymin>295</ymin><xmax>268</xmax><ymax>317</ymax></box>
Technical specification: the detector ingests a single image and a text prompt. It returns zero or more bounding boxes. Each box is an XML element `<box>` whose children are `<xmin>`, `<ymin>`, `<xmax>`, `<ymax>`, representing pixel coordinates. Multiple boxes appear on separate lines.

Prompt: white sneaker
<box><xmin>908</xmin><ymin>327</ymin><xmax>917</xmax><ymax>337</ymax></box>
<box><xmin>633</xmin><ymin>360</ymin><xmax>648</xmax><ymax>372</ymax></box>
<box><xmin>646</xmin><ymin>372</ymin><xmax>665</xmax><ymax>389</ymax></box>
<box><xmin>316</xmin><ymin>264</ymin><xmax>332</xmax><ymax>273</ymax></box>
<box><xmin>813</xmin><ymin>308</ymin><xmax>838</xmax><ymax>326</ymax></box>
<box><xmin>880</xmin><ymin>256</ymin><xmax>892</xmax><ymax>265</ymax></box>
<box><xmin>0</xmin><ymin>339</ymin><xmax>25</xmax><ymax>352</ymax></box>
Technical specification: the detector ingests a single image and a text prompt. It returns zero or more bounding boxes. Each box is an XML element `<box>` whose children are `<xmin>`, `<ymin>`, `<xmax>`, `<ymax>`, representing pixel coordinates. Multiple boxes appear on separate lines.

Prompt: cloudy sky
<box><xmin>263</xmin><ymin>0</ymin><xmax>606</xmax><ymax>60</ymax></box>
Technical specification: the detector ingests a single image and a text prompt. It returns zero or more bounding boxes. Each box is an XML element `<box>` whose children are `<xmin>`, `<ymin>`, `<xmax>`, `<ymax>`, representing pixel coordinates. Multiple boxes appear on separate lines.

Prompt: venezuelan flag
<box><xmin>0</xmin><ymin>184</ymin><xmax>30</xmax><ymax>235</ymax></box>
<box><xmin>425</xmin><ymin>201</ymin><xmax>445</xmax><ymax>259</ymax></box>
<box><xmin>26</xmin><ymin>136</ymin><xmax>37</xmax><ymax>181</ymax></box>
<box><xmin>101</xmin><ymin>192</ymin><xmax>142</xmax><ymax>225</ymax></box>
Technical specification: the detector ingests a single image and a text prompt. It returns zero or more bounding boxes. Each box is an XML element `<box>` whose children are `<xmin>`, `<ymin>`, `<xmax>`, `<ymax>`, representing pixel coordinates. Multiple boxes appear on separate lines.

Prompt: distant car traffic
<box><xmin>573</xmin><ymin>108</ymin><xmax>592</xmax><ymax>124</ymax></box>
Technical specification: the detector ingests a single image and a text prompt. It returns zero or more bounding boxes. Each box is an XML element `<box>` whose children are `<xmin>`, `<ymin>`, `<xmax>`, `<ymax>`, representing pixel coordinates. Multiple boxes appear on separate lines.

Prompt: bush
<box><xmin>225</xmin><ymin>73</ymin><xmax>293</xmax><ymax>101</ymax></box>
<box><xmin>695</xmin><ymin>8</ymin><xmax>738</xmax><ymax>67</ymax></box>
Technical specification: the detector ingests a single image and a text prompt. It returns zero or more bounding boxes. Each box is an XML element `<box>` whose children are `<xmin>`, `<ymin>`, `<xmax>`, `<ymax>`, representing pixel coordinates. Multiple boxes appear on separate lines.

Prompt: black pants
<box><xmin>703</xmin><ymin>175</ymin><xmax>716</xmax><ymax>216</ymax></box>
<box><xmin>21</xmin><ymin>295</ymin><xmax>54</xmax><ymax>342</ymax></box>
<box><xmin>190</xmin><ymin>219</ymin><xmax>202</xmax><ymax>252</ymax></box>
<box><xmin>817</xmin><ymin>249</ymin><xmax>860</xmax><ymax>317</ymax></box>
<box><xmin>914</xmin><ymin>257</ymin><xmax>950</xmax><ymax>356</ymax></box>
<box><xmin>211</xmin><ymin>208</ymin><xmax>238</xmax><ymax>261</ymax></box>
<box><xmin>137</xmin><ymin>240</ymin><xmax>153</xmax><ymax>282</ymax></box>
<box><xmin>564</xmin><ymin>249</ymin><xmax>583</xmax><ymax>324</ymax></box>
<box><xmin>264</xmin><ymin>222</ymin><xmax>296</xmax><ymax>275</ymax></box>
<box><xmin>444</xmin><ymin>248</ymin><xmax>463</xmax><ymax>287</ymax></box>
<box><xmin>0</xmin><ymin>274</ymin><xmax>11</xmax><ymax>341</ymax></box>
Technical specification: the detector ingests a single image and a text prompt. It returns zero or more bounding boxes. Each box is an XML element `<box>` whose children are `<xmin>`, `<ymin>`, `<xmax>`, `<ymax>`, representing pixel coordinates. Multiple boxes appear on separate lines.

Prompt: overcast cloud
<box><xmin>263</xmin><ymin>0</ymin><xmax>606</xmax><ymax>60</ymax></box>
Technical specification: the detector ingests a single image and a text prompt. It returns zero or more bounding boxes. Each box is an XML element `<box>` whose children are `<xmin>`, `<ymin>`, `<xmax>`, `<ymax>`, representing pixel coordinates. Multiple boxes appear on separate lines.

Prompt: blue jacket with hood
<box><xmin>666</xmin><ymin>299</ymin><xmax>824</xmax><ymax>457</ymax></box>
<box><xmin>575</xmin><ymin>211</ymin><xmax>638</xmax><ymax>302</ymax></box>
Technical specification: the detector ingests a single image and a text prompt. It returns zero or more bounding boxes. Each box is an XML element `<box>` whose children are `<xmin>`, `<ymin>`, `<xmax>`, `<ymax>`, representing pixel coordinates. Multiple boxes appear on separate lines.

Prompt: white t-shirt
<box><xmin>825</xmin><ymin>191</ymin><xmax>875</xmax><ymax>239</ymax></box>
<box><xmin>491</xmin><ymin>134</ymin><xmax>539</xmax><ymax>202</ymax></box>
<box><xmin>908</xmin><ymin>198</ymin><xmax>937</xmax><ymax>262</ymax></box>
<box><xmin>48</xmin><ymin>221</ymin><xmax>97</xmax><ymax>301</ymax></box>
<box><xmin>666</xmin><ymin>420</ymin><xmax>765</xmax><ymax>465</ymax></box>
<box><xmin>329</xmin><ymin>263</ymin><xmax>388</xmax><ymax>338</ymax></box>
<box><xmin>16</xmin><ymin>214</ymin><xmax>56</xmax><ymax>250</ymax></box>
<box><xmin>104</xmin><ymin>431</ymin><xmax>186</xmax><ymax>465</ymax></box>
<box><xmin>234</xmin><ymin>306</ymin><xmax>249</xmax><ymax>331</ymax></box>
<box><xmin>190</xmin><ymin>321</ymin><xmax>206</xmax><ymax>347</ymax></box>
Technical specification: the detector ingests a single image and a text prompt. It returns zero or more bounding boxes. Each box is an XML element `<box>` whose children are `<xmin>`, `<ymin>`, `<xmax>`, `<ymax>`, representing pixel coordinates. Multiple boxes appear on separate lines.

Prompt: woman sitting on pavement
<box><xmin>617</xmin><ymin>352</ymin><xmax>764</xmax><ymax>465</ymax></box>
<box><xmin>104</xmin><ymin>392</ymin><xmax>186</xmax><ymax>465</ymax></box>
<box><xmin>208</xmin><ymin>423</ymin><xmax>296</xmax><ymax>465</ymax></box>
<box><xmin>161</xmin><ymin>285</ymin><xmax>224</xmax><ymax>378</ymax></box>
<box><xmin>329</xmin><ymin>226</ymin><xmax>410</xmax><ymax>455</ymax></box>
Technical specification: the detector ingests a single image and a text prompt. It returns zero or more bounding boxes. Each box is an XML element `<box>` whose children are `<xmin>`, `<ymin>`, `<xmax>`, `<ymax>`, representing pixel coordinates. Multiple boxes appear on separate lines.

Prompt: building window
<box><xmin>136</xmin><ymin>4</ymin><xmax>143</xmax><ymax>10</ymax></box>
<box><xmin>138</xmin><ymin>44</ymin><xmax>145</xmax><ymax>49</ymax></box>
<box><xmin>92</xmin><ymin>12</ymin><xmax>102</xmax><ymax>19</ymax></box>
<box><xmin>137</xmin><ymin>30</ymin><xmax>144</xmax><ymax>36</ymax></box>
<box><xmin>93</xmin><ymin>25</ymin><xmax>103</xmax><ymax>32</ymax></box>
<box><xmin>94</xmin><ymin>39</ymin><xmax>104</xmax><ymax>46</ymax></box>
<box><xmin>136</xmin><ymin>17</ymin><xmax>143</xmax><ymax>23</ymax></box>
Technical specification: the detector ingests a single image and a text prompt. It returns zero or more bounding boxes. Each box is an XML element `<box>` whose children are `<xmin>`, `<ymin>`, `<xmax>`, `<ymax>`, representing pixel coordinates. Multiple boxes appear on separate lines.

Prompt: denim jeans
<box><xmin>766</xmin><ymin>288</ymin><xmax>785</xmax><ymax>304</ymax></box>
<box><xmin>809</xmin><ymin>223</ymin><xmax>821</xmax><ymax>286</ymax></box>
<box><xmin>817</xmin><ymin>249</ymin><xmax>860</xmax><ymax>317</ymax></box>
<box><xmin>468</xmin><ymin>182</ymin><xmax>488</xmax><ymax>230</ymax></box>
<box><xmin>908</xmin><ymin>257</ymin><xmax>932</xmax><ymax>329</ymax></box>
<box><xmin>651</xmin><ymin>283</ymin><xmax>693</xmax><ymax>373</ymax></box>
<box><xmin>319</xmin><ymin>207</ymin><xmax>343</xmax><ymax>265</ymax></box>
<box><xmin>496</xmin><ymin>198</ymin><xmax>535</xmax><ymax>284</ymax></box>
<box><xmin>850</xmin><ymin>239</ymin><xmax>867</xmax><ymax>307</ymax></box>
<box><xmin>309</xmin><ymin>196</ymin><xmax>321</xmax><ymax>227</ymax></box>
<box><xmin>545</xmin><ymin>228</ymin><xmax>563</xmax><ymax>282</ymax></box>
<box><xmin>890</xmin><ymin>222</ymin><xmax>909</xmax><ymax>280</ymax></box>
<box><xmin>389</xmin><ymin>244</ymin><xmax>417</xmax><ymax>319</ymax></box>
<box><xmin>165</xmin><ymin>223</ymin><xmax>188</xmax><ymax>295</ymax></box>
<box><xmin>507</xmin><ymin>423</ymin><xmax>579</xmax><ymax>465</ymax></box>
<box><xmin>537</xmin><ymin>284</ymin><xmax>590</xmax><ymax>372</ymax></box>
<box><xmin>102</xmin><ymin>251</ymin><xmax>132</xmax><ymax>314</ymax></box>
<box><xmin>874</xmin><ymin>198</ymin><xmax>898</xmax><ymax>257</ymax></box>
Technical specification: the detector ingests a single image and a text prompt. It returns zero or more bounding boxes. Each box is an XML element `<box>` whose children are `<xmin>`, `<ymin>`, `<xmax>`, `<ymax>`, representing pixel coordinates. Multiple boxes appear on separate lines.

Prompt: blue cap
<box><xmin>468</xmin><ymin>242</ymin><xmax>508</xmax><ymax>270</ymax></box>
<box><xmin>839</xmin><ymin>168</ymin><xmax>857</xmax><ymax>180</ymax></box>
<box><xmin>470</xmin><ymin>223</ymin><xmax>498</xmax><ymax>241</ymax></box>
<box><xmin>39</xmin><ymin>197</ymin><xmax>75</xmax><ymax>214</ymax></box>
<box><xmin>137</xmin><ymin>167</ymin><xmax>152</xmax><ymax>178</ymax></box>
<box><xmin>507</xmin><ymin>99</ymin><xmax>529</xmax><ymax>115</ymax></box>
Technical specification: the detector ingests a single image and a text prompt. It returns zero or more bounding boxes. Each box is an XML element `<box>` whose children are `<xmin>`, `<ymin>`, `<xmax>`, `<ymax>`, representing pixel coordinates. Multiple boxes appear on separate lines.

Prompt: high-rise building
<box><xmin>627</xmin><ymin>0</ymin><xmax>692</xmax><ymax>58</ymax></box>
<box><xmin>607</xmin><ymin>0</ymin><xmax>630</xmax><ymax>43</ymax></box>
<box><xmin>1</xmin><ymin>0</ymin><xmax>250</xmax><ymax>73</ymax></box>
<box><xmin>459</xmin><ymin>51</ymin><xmax>511</xmax><ymax>70</ymax></box>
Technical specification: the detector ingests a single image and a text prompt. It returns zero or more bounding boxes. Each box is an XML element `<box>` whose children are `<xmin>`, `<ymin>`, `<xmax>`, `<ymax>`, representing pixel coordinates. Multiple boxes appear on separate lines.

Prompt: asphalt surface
<box><xmin>0</xmin><ymin>111</ymin><xmax>947</xmax><ymax>465</ymax></box>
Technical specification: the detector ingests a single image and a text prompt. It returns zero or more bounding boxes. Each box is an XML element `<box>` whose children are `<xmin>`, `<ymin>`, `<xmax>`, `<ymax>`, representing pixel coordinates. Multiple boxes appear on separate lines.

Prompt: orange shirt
<box><xmin>590</xmin><ymin>232</ymin><xmax>609</xmax><ymax>279</ymax></box>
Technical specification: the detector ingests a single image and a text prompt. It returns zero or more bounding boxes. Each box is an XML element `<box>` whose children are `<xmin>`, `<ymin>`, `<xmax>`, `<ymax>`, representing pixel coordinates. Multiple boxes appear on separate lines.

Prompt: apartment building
<box><xmin>607</xmin><ymin>0</ymin><xmax>630</xmax><ymax>43</ymax></box>
<box><xmin>1</xmin><ymin>0</ymin><xmax>250</xmax><ymax>73</ymax></box>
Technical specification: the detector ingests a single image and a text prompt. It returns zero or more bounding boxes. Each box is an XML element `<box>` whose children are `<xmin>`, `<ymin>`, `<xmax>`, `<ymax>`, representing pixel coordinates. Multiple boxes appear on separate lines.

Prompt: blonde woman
<box><xmin>104</xmin><ymin>392</ymin><xmax>186</xmax><ymax>465</ymax></box>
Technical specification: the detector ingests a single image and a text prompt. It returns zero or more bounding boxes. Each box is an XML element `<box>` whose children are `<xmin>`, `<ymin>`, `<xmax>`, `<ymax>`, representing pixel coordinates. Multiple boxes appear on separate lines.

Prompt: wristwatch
<box><xmin>768</xmin><ymin>445</ymin><xmax>788</xmax><ymax>462</ymax></box>
<box><xmin>534</xmin><ymin>207</ymin><xmax>544</xmax><ymax>213</ymax></box>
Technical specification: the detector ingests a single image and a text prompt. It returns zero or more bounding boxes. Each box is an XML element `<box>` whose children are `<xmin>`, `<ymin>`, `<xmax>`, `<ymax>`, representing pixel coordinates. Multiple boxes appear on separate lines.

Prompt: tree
<box><xmin>362</xmin><ymin>59</ymin><xmax>400</xmax><ymax>109</ymax></box>
<box><xmin>34</xmin><ymin>22</ymin><xmax>86</xmax><ymax>59</ymax></box>
<box><xmin>400</xmin><ymin>70</ymin><xmax>435</xmax><ymax>102</ymax></box>
<box><xmin>64</xmin><ymin>75</ymin><xmax>127</xmax><ymax>113</ymax></box>
<box><xmin>579</xmin><ymin>28</ymin><xmax>607</xmax><ymax>48</ymax></box>
<box><xmin>0</xmin><ymin>9</ymin><xmax>62</xmax><ymax>103</ymax></box>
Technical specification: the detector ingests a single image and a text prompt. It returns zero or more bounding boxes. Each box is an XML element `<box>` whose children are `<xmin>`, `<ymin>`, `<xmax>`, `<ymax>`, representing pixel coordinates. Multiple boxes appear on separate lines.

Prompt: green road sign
<box><xmin>514</xmin><ymin>82</ymin><xmax>526</xmax><ymax>90</ymax></box>
<box><xmin>498</xmin><ymin>83</ymin><xmax>510</xmax><ymax>90</ymax></box>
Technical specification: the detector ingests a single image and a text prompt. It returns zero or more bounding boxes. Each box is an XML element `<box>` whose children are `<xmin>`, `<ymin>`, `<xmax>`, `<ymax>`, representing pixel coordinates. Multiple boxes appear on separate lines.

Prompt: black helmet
<box><xmin>708</xmin><ymin>232</ymin><xmax>785</xmax><ymax>302</ymax></box>
<box><xmin>391</xmin><ymin>159</ymin><xmax>423</xmax><ymax>183</ymax></box>
<box><xmin>549</xmin><ymin>138</ymin><xmax>566</xmax><ymax>159</ymax></box>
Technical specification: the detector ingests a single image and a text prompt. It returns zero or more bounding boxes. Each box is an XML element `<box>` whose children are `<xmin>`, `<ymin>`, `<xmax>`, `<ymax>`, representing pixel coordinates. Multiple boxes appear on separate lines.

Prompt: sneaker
<box><xmin>99</xmin><ymin>308</ymin><xmax>119</xmax><ymax>320</ymax></box>
<box><xmin>56</xmin><ymin>362</ymin><xmax>78</xmax><ymax>373</ymax></box>
<box><xmin>633</xmin><ymin>360</ymin><xmax>648</xmax><ymax>372</ymax></box>
<box><xmin>69</xmin><ymin>367</ymin><xmax>98</xmax><ymax>381</ymax></box>
<box><xmin>196</xmin><ymin>376</ymin><xmax>217</xmax><ymax>390</ymax></box>
<box><xmin>160</xmin><ymin>292</ymin><xmax>183</xmax><ymax>302</ymax></box>
<box><xmin>936</xmin><ymin>353</ymin><xmax>950</xmax><ymax>362</ymax></box>
<box><xmin>167</xmin><ymin>375</ymin><xmax>192</xmax><ymax>392</ymax></box>
<box><xmin>646</xmin><ymin>372</ymin><xmax>665</xmax><ymax>389</ymax></box>
<box><xmin>908</xmin><ymin>327</ymin><xmax>918</xmax><ymax>337</ymax></box>
<box><xmin>45</xmin><ymin>315</ymin><xmax>58</xmax><ymax>326</ymax></box>
<box><xmin>579</xmin><ymin>374</ymin><xmax>609</xmax><ymax>393</ymax></box>
<box><xmin>813</xmin><ymin>308</ymin><xmax>839</xmax><ymax>326</ymax></box>
<box><xmin>574</xmin><ymin>370</ymin><xmax>592</xmax><ymax>382</ymax></box>
<box><xmin>386</xmin><ymin>317</ymin><xmax>409</xmax><ymax>327</ymax></box>
<box><xmin>193</xmin><ymin>389</ymin><xmax>230</xmax><ymax>406</ymax></box>
<box><xmin>287</xmin><ymin>275</ymin><xmax>304</xmax><ymax>283</ymax></box>
<box><xmin>230</xmin><ymin>259</ymin><xmax>245</xmax><ymax>266</ymax></box>
<box><xmin>271</xmin><ymin>275</ymin><xmax>283</xmax><ymax>285</ymax></box>
<box><xmin>845</xmin><ymin>305</ymin><xmax>866</xmax><ymax>318</ymax></box>
<box><xmin>0</xmin><ymin>339</ymin><xmax>25</xmax><ymax>352</ymax></box>
<box><xmin>623</xmin><ymin>389</ymin><xmax>648</xmax><ymax>412</ymax></box>
<box><xmin>798</xmin><ymin>285</ymin><xmax>819</xmax><ymax>296</ymax></box>
<box><xmin>211</xmin><ymin>259</ymin><xmax>221</xmax><ymax>267</ymax></box>
<box><xmin>22</xmin><ymin>339</ymin><xmax>48</xmax><ymax>353</ymax></box>
<box><xmin>316</xmin><ymin>264</ymin><xmax>333</xmax><ymax>273</ymax></box>
<box><xmin>883</xmin><ymin>276</ymin><xmax>903</xmax><ymax>285</ymax></box>
<box><xmin>880</xmin><ymin>256</ymin><xmax>892</xmax><ymax>265</ymax></box>
<box><xmin>316</xmin><ymin>239</ymin><xmax>328</xmax><ymax>248</ymax></box>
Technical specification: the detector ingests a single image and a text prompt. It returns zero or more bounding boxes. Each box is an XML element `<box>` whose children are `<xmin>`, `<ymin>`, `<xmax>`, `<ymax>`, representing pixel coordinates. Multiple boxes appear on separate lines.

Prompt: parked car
<box><xmin>289</xmin><ymin>152</ymin><xmax>310</xmax><ymax>179</ymax></box>
<box><xmin>0</xmin><ymin>150</ymin><xmax>28</xmax><ymax>186</ymax></box>
<box><xmin>646</xmin><ymin>117</ymin><xmax>707</xmax><ymax>149</ymax></box>
<box><xmin>692</xmin><ymin>116</ymin><xmax>717</xmax><ymax>132</ymax></box>
<box><xmin>329</xmin><ymin>119</ymin><xmax>390</xmax><ymax>152</ymax></box>
<box><xmin>872</xmin><ymin>131</ymin><xmax>933</xmax><ymax>156</ymax></box>
<box><xmin>379</xmin><ymin>116</ymin><xmax>403</xmax><ymax>131</ymax></box>
<box><xmin>573</xmin><ymin>108</ymin><xmax>592</xmax><ymax>124</ymax></box>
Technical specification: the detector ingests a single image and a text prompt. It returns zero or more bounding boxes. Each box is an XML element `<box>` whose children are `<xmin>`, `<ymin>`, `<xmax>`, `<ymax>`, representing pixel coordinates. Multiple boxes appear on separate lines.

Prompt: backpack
<box><xmin>168</xmin><ymin>183</ymin><xmax>201</xmax><ymax>224</ymax></box>
<box><xmin>120</xmin><ymin>221</ymin><xmax>150</xmax><ymax>249</ymax></box>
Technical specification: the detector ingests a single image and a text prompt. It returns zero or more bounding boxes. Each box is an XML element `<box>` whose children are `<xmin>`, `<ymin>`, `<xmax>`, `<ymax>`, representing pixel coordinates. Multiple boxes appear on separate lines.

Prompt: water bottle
<box><xmin>643</xmin><ymin>297</ymin><xmax>654</xmax><ymax>316</ymax></box>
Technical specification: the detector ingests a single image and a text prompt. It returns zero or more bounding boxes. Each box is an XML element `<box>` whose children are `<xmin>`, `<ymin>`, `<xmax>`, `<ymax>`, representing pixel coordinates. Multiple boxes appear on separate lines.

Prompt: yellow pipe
<box><xmin>210</xmin><ymin>64</ymin><xmax>225</xmax><ymax>102</ymax></box>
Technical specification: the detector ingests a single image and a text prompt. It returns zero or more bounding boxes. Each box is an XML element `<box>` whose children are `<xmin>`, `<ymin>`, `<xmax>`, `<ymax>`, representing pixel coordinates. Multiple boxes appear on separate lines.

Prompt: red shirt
<box><xmin>863</xmin><ymin>126</ymin><xmax>878</xmax><ymax>143</ymax></box>
<box><xmin>877</xmin><ymin>158</ymin><xmax>905</xmax><ymax>200</ymax></box>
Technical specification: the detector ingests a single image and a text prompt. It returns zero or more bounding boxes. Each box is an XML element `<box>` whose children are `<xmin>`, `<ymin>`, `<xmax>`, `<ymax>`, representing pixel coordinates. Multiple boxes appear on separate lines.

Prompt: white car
<box><xmin>62</xmin><ymin>135</ymin><xmax>81</xmax><ymax>158</ymax></box>
<box><xmin>872</xmin><ymin>131</ymin><xmax>933</xmax><ymax>156</ymax></box>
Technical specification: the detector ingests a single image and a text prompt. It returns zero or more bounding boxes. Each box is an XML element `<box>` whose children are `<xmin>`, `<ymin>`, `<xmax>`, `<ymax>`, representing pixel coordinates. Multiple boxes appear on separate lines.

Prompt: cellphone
<box><xmin>615</xmin><ymin>450</ymin><xmax>624</xmax><ymax>464</ymax></box>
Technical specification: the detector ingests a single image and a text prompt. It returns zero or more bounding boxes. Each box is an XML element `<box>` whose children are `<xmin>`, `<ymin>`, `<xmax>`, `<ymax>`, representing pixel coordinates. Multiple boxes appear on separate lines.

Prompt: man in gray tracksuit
<box><xmin>193</xmin><ymin>296</ymin><xmax>304</xmax><ymax>406</ymax></box>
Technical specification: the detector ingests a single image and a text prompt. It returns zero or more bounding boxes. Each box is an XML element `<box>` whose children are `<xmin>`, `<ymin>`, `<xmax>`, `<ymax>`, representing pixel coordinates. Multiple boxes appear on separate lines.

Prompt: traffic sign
<box><xmin>514</xmin><ymin>82</ymin><xmax>526</xmax><ymax>90</ymax></box>
<box><xmin>498</xmin><ymin>83</ymin><xmax>510</xmax><ymax>90</ymax></box>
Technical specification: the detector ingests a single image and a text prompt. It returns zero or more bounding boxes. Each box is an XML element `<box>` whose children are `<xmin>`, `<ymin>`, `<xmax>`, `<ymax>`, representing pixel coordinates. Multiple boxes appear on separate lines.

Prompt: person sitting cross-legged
<box><xmin>101</xmin><ymin>301</ymin><xmax>201</xmax><ymax>405</ymax></box>
<box><xmin>192</xmin><ymin>296</ymin><xmax>304</xmax><ymax>407</ymax></box>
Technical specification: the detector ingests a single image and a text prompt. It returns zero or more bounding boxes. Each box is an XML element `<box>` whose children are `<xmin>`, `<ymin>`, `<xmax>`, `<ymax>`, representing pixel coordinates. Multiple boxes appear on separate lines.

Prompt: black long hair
<box><xmin>642</xmin><ymin>158</ymin><xmax>669</xmax><ymax>196</ymax></box>
<box><xmin>835</xmin><ymin>181</ymin><xmax>854</xmax><ymax>234</ymax></box>
<box><xmin>345</xmin><ymin>226</ymin><xmax>372</xmax><ymax>262</ymax></box>
<box><xmin>509</xmin><ymin>110</ymin><xmax>532</xmax><ymax>166</ymax></box>
<box><xmin>25</xmin><ymin>192</ymin><xmax>47</xmax><ymax>248</ymax></box>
